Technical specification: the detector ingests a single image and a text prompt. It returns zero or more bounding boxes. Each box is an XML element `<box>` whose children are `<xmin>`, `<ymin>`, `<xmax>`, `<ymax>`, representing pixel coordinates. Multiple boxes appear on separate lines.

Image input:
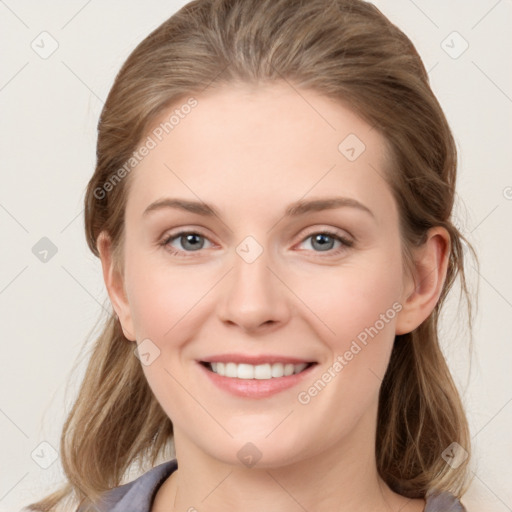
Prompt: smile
<box><xmin>198</xmin><ymin>360</ymin><xmax>318</xmax><ymax>398</ymax></box>
<box><xmin>202</xmin><ymin>361</ymin><xmax>314</xmax><ymax>380</ymax></box>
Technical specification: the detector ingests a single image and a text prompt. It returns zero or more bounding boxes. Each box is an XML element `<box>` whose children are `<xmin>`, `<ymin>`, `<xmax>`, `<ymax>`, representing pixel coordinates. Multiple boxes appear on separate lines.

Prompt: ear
<box><xmin>395</xmin><ymin>226</ymin><xmax>450</xmax><ymax>335</ymax></box>
<box><xmin>97</xmin><ymin>231</ymin><xmax>137</xmax><ymax>341</ymax></box>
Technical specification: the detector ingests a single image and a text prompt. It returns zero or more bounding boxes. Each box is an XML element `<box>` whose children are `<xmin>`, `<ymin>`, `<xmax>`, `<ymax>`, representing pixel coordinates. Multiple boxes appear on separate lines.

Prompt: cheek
<box><xmin>308</xmin><ymin>255</ymin><xmax>402</xmax><ymax>339</ymax></box>
<box><xmin>125</xmin><ymin>252</ymin><xmax>207</xmax><ymax>342</ymax></box>
<box><xmin>289</xmin><ymin>259</ymin><xmax>402</xmax><ymax>439</ymax></box>
<box><xmin>301</xmin><ymin>254</ymin><xmax>402</xmax><ymax>388</ymax></box>
<box><xmin>124</xmin><ymin>261</ymin><xmax>207</xmax><ymax>415</ymax></box>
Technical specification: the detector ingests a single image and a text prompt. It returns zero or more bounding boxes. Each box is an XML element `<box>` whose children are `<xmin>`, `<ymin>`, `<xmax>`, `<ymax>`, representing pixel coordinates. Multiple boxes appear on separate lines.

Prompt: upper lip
<box><xmin>199</xmin><ymin>354</ymin><xmax>316</xmax><ymax>365</ymax></box>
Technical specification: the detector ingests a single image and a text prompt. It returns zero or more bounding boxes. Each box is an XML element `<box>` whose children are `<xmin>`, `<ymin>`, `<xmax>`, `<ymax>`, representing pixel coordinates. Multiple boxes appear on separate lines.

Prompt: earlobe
<box><xmin>395</xmin><ymin>227</ymin><xmax>450</xmax><ymax>335</ymax></box>
<box><xmin>97</xmin><ymin>231</ymin><xmax>137</xmax><ymax>341</ymax></box>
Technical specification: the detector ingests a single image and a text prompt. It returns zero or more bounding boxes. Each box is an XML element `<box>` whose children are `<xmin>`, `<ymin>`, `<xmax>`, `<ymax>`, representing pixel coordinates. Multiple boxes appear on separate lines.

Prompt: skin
<box><xmin>98</xmin><ymin>81</ymin><xmax>450</xmax><ymax>512</ymax></box>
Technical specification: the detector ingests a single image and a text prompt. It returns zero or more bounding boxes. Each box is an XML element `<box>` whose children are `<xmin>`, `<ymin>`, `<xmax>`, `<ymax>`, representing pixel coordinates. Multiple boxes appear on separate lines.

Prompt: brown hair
<box><xmin>26</xmin><ymin>0</ymin><xmax>476</xmax><ymax>509</ymax></box>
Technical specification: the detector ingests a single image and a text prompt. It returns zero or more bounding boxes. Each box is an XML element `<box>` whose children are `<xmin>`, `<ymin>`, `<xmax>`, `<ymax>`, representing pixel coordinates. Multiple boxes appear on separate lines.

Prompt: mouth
<box><xmin>196</xmin><ymin>354</ymin><xmax>319</xmax><ymax>398</ymax></box>
<box><xmin>199</xmin><ymin>361</ymin><xmax>317</xmax><ymax>380</ymax></box>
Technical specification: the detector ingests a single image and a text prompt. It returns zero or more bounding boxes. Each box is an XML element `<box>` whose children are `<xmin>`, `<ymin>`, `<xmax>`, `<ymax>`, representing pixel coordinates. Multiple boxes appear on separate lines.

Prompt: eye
<box><xmin>297</xmin><ymin>230</ymin><xmax>354</xmax><ymax>256</ymax></box>
<box><xmin>160</xmin><ymin>229</ymin><xmax>354</xmax><ymax>258</ymax></box>
<box><xmin>160</xmin><ymin>231</ymin><xmax>213</xmax><ymax>257</ymax></box>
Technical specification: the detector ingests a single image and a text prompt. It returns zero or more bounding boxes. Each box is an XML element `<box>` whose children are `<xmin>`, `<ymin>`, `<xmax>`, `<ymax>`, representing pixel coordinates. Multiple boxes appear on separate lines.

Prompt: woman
<box><xmin>26</xmin><ymin>0</ymin><xmax>476</xmax><ymax>510</ymax></box>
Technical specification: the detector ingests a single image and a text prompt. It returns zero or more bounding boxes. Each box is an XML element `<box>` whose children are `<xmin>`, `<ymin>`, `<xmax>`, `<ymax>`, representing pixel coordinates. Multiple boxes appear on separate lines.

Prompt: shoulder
<box><xmin>76</xmin><ymin>459</ymin><xmax>178</xmax><ymax>512</ymax></box>
<box><xmin>425</xmin><ymin>491</ymin><xmax>467</xmax><ymax>512</ymax></box>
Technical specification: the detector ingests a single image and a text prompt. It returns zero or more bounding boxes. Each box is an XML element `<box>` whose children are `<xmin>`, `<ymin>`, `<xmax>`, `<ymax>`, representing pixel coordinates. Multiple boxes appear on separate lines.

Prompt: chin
<box><xmin>204</xmin><ymin>433</ymin><xmax>313</xmax><ymax>470</ymax></box>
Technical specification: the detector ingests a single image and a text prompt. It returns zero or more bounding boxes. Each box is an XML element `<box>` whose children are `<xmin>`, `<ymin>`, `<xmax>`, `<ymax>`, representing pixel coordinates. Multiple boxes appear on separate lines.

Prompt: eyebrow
<box><xmin>143</xmin><ymin>196</ymin><xmax>374</xmax><ymax>219</ymax></box>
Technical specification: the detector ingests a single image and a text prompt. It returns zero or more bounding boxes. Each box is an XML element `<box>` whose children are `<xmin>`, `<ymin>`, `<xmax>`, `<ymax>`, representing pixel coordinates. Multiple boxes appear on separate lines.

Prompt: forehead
<box><xmin>125</xmin><ymin>82</ymin><xmax>395</xmax><ymax>223</ymax></box>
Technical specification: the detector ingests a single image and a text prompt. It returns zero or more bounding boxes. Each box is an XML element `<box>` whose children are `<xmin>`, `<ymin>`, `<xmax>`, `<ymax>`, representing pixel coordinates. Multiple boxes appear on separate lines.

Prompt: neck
<box><xmin>152</xmin><ymin>407</ymin><xmax>424</xmax><ymax>512</ymax></box>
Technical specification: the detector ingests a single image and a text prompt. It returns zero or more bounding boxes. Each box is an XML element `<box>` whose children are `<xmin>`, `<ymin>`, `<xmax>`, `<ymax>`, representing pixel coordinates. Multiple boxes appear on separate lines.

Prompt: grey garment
<box><xmin>76</xmin><ymin>460</ymin><xmax>177</xmax><ymax>512</ymax></box>
<box><xmin>76</xmin><ymin>459</ymin><xmax>467</xmax><ymax>512</ymax></box>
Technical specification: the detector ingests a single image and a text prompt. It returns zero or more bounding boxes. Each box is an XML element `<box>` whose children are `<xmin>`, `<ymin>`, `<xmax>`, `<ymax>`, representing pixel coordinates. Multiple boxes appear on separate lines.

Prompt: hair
<box><xmin>26</xmin><ymin>0</ymin><xmax>477</xmax><ymax>510</ymax></box>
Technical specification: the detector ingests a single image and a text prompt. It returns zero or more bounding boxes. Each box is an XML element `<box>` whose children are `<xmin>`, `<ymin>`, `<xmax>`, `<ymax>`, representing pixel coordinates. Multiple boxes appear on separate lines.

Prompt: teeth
<box><xmin>209</xmin><ymin>362</ymin><xmax>309</xmax><ymax>379</ymax></box>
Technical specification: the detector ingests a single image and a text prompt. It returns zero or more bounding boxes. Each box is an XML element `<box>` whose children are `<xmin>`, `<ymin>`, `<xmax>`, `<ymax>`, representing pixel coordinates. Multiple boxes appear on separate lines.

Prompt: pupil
<box><xmin>183</xmin><ymin>234</ymin><xmax>203</xmax><ymax>250</ymax></box>
<box><xmin>313</xmin><ymin>234</ymin><xmax>333</xmax><ymax>251</ymax></box>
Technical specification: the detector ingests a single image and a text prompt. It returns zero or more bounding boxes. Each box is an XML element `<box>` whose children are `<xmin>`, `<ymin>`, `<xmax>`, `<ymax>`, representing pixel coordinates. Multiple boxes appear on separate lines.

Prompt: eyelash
<box><xmin>159</xmin><ymin>229</ymin><xmax>354</xmax><ymax>258</ymax></box>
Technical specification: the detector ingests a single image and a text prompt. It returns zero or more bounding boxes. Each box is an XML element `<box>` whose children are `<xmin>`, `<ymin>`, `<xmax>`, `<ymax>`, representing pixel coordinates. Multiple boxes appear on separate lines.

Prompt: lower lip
<box><xmin>197</xmin><ymin>362</ymin><xmax>317</xmax><ymax>398</ymax></box>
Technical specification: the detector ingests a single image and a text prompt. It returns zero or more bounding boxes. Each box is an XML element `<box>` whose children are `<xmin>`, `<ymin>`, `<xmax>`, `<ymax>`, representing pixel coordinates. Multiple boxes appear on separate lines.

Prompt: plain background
<box><xmin>0</xmin><ymin>1</ymin><xmax>511</xmax><ymax>510</ymax></box>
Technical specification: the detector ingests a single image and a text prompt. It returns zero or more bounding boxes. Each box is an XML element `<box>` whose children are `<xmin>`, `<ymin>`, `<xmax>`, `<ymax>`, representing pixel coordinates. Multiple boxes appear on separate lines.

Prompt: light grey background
<box><xmin>0</xmin><ymin>1</ymin><xmax>511</xmax><ymax>510</ymax></box>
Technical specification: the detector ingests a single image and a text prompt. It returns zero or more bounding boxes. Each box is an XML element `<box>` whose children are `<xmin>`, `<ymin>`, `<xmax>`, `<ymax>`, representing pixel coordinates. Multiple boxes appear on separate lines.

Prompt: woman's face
<box><xmin>111</xmin><ymin>82</ymin><xmax>414</xmax><ymax>467</ymax></box>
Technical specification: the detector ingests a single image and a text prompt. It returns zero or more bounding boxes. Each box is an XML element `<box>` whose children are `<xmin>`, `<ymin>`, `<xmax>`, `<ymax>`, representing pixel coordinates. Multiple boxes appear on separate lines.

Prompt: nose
<box><xmin>217</xmin><ymin>241</ymin><xmax>291</xmax><ymax>334</ymax></box>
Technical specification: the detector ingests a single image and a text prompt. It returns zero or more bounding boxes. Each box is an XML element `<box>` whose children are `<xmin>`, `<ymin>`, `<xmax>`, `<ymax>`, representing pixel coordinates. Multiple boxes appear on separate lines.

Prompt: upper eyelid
<box><xmin>162</xmin><ymin>226</ymin><xmax>353</xmax><ymax>249</ymax></box>
<box><xmin>162</xmin><ymin>229</ymin><xmax>215</xmax><ymax>246</ymax></box>
<box><xmin>162</xmin><ymin>225</ymin><xmax>352</xmax><ymax>239</ymax></box>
